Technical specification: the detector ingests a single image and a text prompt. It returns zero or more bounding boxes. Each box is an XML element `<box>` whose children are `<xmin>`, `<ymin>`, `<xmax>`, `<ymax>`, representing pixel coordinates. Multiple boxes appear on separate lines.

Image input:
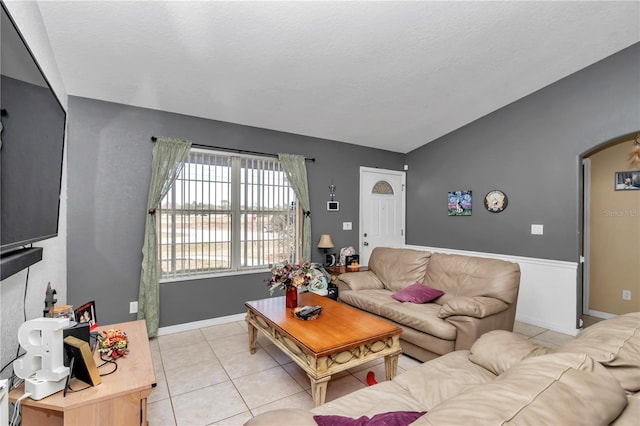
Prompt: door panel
<box><xmin>360</xmin><ymin>167</ymin><xmax>406</xmax><ymax>265</ymax></box>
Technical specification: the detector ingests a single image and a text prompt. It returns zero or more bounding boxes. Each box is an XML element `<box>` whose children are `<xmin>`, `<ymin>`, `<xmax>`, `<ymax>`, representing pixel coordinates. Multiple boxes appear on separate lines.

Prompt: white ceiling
<box><xmin>36</xmin><ymin>1</ymin><xmax>640</xmax><ymax>153</ymax></box>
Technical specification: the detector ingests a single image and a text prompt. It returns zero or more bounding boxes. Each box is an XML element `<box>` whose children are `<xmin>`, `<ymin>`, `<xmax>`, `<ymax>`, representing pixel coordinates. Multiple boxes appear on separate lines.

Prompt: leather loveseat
<box><xmin>333</xmin><ymin>247</ymin><xmax>521</xmax><ymax>361</ymax></box>
<box><xmin>245</xmin><ymin>312</ymin><xmax>640</xmax><ymax>426</ymax></box>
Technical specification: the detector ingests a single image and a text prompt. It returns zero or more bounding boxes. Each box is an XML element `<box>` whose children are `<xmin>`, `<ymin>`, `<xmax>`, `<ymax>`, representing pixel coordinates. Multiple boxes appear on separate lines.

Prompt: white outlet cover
<box><xmin>531</xmin><ymin>224</ymin><xmax>544</xmax><ymax>235</ymax></box>
<box><xmin>343</xmin><ymin>222</ymin><xmax>352</xmax><ymax>230</ymax></box>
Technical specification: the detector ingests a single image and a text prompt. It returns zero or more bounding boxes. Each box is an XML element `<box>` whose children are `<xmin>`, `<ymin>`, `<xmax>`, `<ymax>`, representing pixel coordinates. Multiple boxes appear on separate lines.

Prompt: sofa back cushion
<box><xmin>468</xmin><ymin>330</ymin><xmax>553</xmax><ymax>375</ymax></box>
<box><xmin>558</xmin><ymin>312</ymin><xmax>640</xmax><ymax>392</ymax></box>
<box><xmin>423</xmin><ymin>253</ymin><xmax>520</xmax><ymax>305</ymax></box>
<box><xmin>368</xmin><ymin>247</ymin><xmax>432</xmax><ymax>292</ymax></box>
<box><xmin>419</xmin><ymin>353</ymin><xmax>627</xmax><ymax>426</ymax></box>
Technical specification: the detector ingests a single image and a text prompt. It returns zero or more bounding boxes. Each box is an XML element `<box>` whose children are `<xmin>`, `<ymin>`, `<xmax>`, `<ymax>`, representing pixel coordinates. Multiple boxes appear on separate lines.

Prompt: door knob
<box><xmin>363</xmin><ymin>242</ymin><xmax>369</xmax><ymax>246</ymax></box>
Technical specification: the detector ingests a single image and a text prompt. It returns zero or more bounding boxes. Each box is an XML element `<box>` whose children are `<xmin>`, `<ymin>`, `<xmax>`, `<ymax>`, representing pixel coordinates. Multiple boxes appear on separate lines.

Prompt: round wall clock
<box><xmin>484</xmin><ymin>190</ymin><xmax>508</xmax><ymax>213</ymax></box>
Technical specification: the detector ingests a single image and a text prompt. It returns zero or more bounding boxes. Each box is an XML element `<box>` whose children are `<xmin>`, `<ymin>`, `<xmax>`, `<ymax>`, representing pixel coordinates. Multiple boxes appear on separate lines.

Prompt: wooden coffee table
<box><xmin>245</xmin><ymin>292</ymin><xmax>402</xmax><ymax>407</ymax></box>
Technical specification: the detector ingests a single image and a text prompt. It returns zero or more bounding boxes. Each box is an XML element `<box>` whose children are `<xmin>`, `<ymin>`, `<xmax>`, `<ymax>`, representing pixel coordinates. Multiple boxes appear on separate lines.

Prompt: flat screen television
<box><xmin>1</xmin><ymin>2</ymin><xmax>66</xmax><ymax>278</ymax></box>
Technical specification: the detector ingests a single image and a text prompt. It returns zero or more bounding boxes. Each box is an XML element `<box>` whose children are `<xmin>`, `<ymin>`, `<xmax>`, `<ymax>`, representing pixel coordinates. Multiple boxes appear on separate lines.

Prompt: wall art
<box><xmin>448</xmin><ymin>190</ymin><xmax>472</xmax><ymax>216</ymax></box>
<box><xmin>615</xmin><ymin>171</ymin><xmax>640</xmax><ymax>190</ymax></box>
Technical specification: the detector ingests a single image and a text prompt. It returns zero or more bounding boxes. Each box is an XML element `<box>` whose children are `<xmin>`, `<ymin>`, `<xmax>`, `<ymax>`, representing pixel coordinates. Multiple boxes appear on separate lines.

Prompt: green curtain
<box><xmin>138</xmin><ymin>137</ymin><xmax>191</xmax><ymax>337</ymax></box>
<box><xmin>278</xmin><ymin>154</ymin><xmax>312</xmax><ymax>262</ymax></box>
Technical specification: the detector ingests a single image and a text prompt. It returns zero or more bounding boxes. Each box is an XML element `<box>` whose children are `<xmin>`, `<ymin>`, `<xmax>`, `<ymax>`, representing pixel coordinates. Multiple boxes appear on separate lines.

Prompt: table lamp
<box><xmin>317</xmin><ymin>234</ymin><xmax>336</xmax><ymax>266</ymax></box>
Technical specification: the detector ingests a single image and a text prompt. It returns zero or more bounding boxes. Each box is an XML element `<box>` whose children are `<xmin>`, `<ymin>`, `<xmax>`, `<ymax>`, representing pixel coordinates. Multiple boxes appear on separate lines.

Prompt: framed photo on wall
<box><xmin>448</xmin><ymin>191</ymin><xmax>472</xmax><ymax>216</ymax></box>
<box><xmin>615</xmin><ymin>171</ymin><xmax>640</xmax><ymax>190</ymax></box>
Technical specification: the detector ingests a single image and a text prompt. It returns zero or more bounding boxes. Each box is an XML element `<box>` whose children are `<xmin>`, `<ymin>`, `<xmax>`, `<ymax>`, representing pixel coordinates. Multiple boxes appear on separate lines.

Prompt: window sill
<box><xmin>160</xmin><ymin>268</ymin><xmax>270</xmax><ymax>284</ymax></box>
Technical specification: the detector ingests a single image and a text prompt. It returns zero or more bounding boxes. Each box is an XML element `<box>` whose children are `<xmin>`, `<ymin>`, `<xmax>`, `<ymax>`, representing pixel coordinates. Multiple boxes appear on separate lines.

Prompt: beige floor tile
<box><xmin>323</xmin><ymin>374</ymin><xmax>367</xmax><ymax>402</ymax></box>
<box><xmin>351</xmin><ymin>362</ymin><xmax>388</xmax><ymax>386</ymax></box>
<box><xmin>513</xmin><ymin>321</ymin><xmax>546</xmax><ymax>337</ymax></box>
<box><xmin>233</xmin><ymin>366</ymin><xmax>305</xmax><ymax>409</ymax></box>
<box><xmin>236</xmin><ymin>320</ymin><xmax>249</xmax><ymax>332</ymax></box>
<box><xmin>208</xmin><ymin>333</ymin><xmax>251</xmax><ymax>358</ymax></box>
<box><xmin>282</xmin><ymin>362</ymin><xmax>312</xmax><ymax>390</ymax></box>
<box><xmin>210</xmin><ymin>411</ymin><xmax>254</xmax><ymax>426</ymax></box>
<box><xmin>158</xmin><ymin>329</ymin><xmax>205</xmax><ymax>350</ymax></box>
<box><xmin>398</xmin><ymin>354</ymin><xmax>422</xmax><ymax>371</ymax></box>
<box><xmin>148</xmin><ymin>369</ymin><xmax>170</xmax><ymax>403</ymax></box>
<box><xmin>250</xmin><ymin>390</ymin><xmax>314</xmax><ymax>416</ymax></box>
<box><xmin>161</xmin><ymin>340</ymin><xmax>218</xmax><ymax>371</ymax></box>
<box><xmin>172</xmin><ymin>381</ymin><xmax>248</xmax><ymax>425</ymax></box>
<box><xmin>201</xmin><ymin>322</ymin><xmax>247</xmax><ymax>341</ymax></box>
<box><xmin>148</xmin><ymin>397</ymin><xmax>176</xmax><ymax>426</ymax></box>
<box><xmin>532</xmin><ymin>329</ymin><xmax>573</xmax><ymax>347</ymax></box>
<box><xmin>218</xmin><ymin>347</ymin><xmax>279</xmax><ymax>379</ymax></box>
<box><xmin>261</xmin><ymin>343</ymin><xmax>293</xmax><ymax>365</ymax></box>
<box><xmin>165</xmin><ymin>357</ymin><xmax>229</xmax><ymax>397</ymax></box>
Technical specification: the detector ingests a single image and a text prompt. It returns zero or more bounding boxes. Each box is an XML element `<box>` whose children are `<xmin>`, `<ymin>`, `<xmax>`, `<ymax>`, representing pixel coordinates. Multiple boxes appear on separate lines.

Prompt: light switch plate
<box><xmin>343</xmin><ymin>222</ymin><xmax>352</xmax><ymax>230</ymax></box>
<box><xmin>531</xmin><ymin>224</ymin><xmax>544</xmax><ymax>235</ymax></box>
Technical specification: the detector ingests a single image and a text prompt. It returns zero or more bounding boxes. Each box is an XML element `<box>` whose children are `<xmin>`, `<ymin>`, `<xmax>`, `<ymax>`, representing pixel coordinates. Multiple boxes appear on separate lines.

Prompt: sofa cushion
<box><xmin>392</xmin><ymin>283</ymin><xmax>444</xmax><ymax>304</ymax></box>
<box><xmin>393</xmin><ymin>350</ymin><xmax>496</xmax><ymax>410</ymax></box>
<box><xmin>558</xmin><ymin>312</ymin><xmax>640</xmax><ymax>392</ymax></box>
<box><xmin>338</xmin><ymin>271</ymin><xmax>385</xmax><ymax>291</ymax></box>
<box><xmin>312</xmin><ymin>380</ymin><xmax>426</xmax><ymax>419</ymax></box>
<box><xmin>423</xmin><ymin>253</ymin><xmax>520</xmax><ymax>306</ymax></box>
<box><xmin>468</xmin><ymin>330</ymin><xmax>553</xmax><ymax>375</ymax></box>
<box><xmin>437</xmin><ymin>296</ymin><xmax>509</xmax><ymax>319</ymax></box>
<box><xmin>368</xmin><ymin>247</ymin><xmax>432</xmax><ymax>292</ymax></box>
<box><xmin>417</xmin><ymin>352</ymin><xmax>627</xmax><ymax>426</ymax></box>
<box><xmin>339</xmin><ymin>289</ymin><xmax>397</xmax><ymax>317</ymax></box>
<box><xmin>378</xmin><ymin>300</ymin><xmax>457</xmax><ymax>340</ymax></box>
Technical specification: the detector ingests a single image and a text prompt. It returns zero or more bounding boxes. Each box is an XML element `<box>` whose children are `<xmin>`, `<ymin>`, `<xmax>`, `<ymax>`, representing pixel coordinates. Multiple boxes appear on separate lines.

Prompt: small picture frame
<box><xmin>74</xmin><ymin>301</ymin><xmax>98</xmax><ymax>331</ymax></box>
<box><xmin>615</xmin><ymin>171</ymin><xmax>640</xmax><ymax>190</ymax></box>
<box><xmin>327</xmin><ymin>201</ymin><xmax>339</xmax><ymax>211</ymax></box>
<box><xmin>448</xmin><ymin>191</ymin><xmax>472</xmax><ymax>216</ymax></box>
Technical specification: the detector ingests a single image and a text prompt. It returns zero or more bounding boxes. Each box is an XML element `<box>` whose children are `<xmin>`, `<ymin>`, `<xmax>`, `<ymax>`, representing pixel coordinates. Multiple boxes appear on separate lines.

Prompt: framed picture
<box><xmin>74</xmin><ymin>301</ymin><xmax>98</xmax><ymax>331</ymax></box>
<box><xmin>448</xmin><ymin>191</ymin><xmax>472</xmax><ymax>216</ymax></box>
<box><xmin>615</xmin><ymin>171</ymin><xmax>640</xmax><ymax>190</ymax></box>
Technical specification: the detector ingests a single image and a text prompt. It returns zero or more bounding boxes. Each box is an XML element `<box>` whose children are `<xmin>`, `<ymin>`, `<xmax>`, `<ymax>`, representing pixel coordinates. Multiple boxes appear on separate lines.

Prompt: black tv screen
<box><xmin>1</xmin><ymin>3</ymin><xmax>66</xmax><ymax>254</ymax></box>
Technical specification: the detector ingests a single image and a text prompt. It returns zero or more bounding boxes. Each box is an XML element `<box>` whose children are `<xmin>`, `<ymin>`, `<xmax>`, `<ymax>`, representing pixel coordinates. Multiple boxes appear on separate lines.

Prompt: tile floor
<box><xmin>147</xmin><ymin>319</ymin><xmax>576</xmax><ymax>426</ymax></box>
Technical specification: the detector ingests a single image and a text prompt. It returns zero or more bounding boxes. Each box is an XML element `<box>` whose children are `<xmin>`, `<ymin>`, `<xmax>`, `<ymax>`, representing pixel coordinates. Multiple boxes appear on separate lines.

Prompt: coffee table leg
<box><xmin>384</xmin><ymin>353</ymin><xmax>400</xmax><ymax>381</ymax></box>
<box><xmin>309</xmin><ymin>375</ymin><xmax>331</xmax><ymax>407</ymax></box>
<box><xmin>248</xmin><ymin>322</ymin><xmax>258</xmax><ymax>354</ymax></box>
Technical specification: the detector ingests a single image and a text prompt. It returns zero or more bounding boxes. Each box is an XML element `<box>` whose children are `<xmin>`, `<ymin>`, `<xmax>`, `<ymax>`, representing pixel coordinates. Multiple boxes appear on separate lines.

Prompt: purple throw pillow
<box><xmin>314</xmin><ymin>411</ymin><xmax>426</xmax><ymax>426</ymax></box>
<box><xmin>391</xmin><ymin>282</ymin><xmax>444</xmax><ymax>304</ymax></box>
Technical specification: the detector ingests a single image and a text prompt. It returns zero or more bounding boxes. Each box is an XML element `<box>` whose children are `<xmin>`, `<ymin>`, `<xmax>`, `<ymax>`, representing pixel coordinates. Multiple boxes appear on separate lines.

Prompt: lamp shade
<box><xmin>317</xmin><ymin>234</ymin><xmax>335</xmax><ymax>249</ymax></box>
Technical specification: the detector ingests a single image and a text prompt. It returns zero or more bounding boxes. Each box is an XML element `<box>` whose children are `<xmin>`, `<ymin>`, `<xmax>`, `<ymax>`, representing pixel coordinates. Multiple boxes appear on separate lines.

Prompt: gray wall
<box><xmin>66</xmin><ymin>97</ymin><xmax>403</xmax><ymax>326</ymax></box>
<box><xmin>406</xmin><ymin>43</ymin><xmax>640</xmax><ymax>262</ymax></box>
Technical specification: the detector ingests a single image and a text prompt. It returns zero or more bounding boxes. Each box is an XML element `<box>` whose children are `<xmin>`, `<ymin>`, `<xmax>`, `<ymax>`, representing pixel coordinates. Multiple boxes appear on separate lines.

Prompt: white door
<box><xmin>359</xmin><ymin>167</ymin><xmax>406</xmax><ymax>265</ymax></box>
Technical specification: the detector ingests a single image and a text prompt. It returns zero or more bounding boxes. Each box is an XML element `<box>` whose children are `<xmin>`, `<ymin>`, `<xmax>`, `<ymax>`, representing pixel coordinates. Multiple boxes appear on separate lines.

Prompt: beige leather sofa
<box><xmin>334</xmin><ymin>247</ymin><xmax>521</xmax><ymax>361</ymax></box>
<box><xmin>246</xmin><ymin>313</ymin><xmax>640</xmax><ymax>425</ymax></box>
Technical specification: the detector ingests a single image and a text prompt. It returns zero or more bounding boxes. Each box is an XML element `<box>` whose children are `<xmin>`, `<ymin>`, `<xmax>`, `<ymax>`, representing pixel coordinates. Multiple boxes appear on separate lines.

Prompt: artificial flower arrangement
<box><xmin>97</xmin><ymin>328</ymin><xmax>129</xmax><ymax>359</ymax></box>
<box><xmin>266</xmin><ymin>261</ymin><xmax>316</xmax><ymax>294</ymax></box>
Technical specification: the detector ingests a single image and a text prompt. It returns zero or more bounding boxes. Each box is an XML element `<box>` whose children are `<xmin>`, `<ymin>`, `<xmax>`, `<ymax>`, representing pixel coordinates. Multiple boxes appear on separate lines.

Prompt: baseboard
<box><xmin>586</xmin><ymin>309</ymin><xmax>617</xmax><ymax>320</ymax></box>
<box><xmin>405</xmin><ymin>245</ymin><xmax>581</xmax><ymax>336</ymax></box>
<box><xmin>157</xmin><ymin>313</ymin><xmax>246</xmax><ymax>336</ymax></box>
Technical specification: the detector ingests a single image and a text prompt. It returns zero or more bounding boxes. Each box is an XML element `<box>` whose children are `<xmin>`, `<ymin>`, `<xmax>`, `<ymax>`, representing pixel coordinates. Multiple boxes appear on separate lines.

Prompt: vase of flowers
<box><xmin>266</xmin><ymin>261</ymin><xmax>315</xmax><ymax>308</ymax></box>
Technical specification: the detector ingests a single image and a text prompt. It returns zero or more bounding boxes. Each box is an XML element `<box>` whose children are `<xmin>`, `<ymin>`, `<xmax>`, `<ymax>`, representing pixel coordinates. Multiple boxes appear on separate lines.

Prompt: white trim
<box><xmin>405</xmin><ymin>245</ymin><xmax>581</xmax><ymax>336</ymax></box>
<box><xmin>586</xmin><ymin>309</ymin><xmax>617</xmax><ymax>320</ymax></box>
<box><xmin>157</xmin><ymin>313</ymin><xmax>246</xmax><ymax>336</ymax></box>
<box><xmin>582</xmin><ymin>157</ymin><xmax>591</xmax><ymax>314</ymax></box>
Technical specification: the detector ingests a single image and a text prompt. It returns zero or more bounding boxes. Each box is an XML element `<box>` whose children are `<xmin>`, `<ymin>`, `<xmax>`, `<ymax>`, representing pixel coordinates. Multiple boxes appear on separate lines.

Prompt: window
<box><xmin>158</xmin><ymin>149</ymin><xmax>299</xmax><ymax>279</ymax></box>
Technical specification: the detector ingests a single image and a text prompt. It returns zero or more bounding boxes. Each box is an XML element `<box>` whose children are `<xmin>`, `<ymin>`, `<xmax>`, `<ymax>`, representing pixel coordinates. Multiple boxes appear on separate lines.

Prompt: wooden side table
<box><xmin>9</xmin><ymin>320</ymin><xmax>156</xmax><ymax>426</ymax></box>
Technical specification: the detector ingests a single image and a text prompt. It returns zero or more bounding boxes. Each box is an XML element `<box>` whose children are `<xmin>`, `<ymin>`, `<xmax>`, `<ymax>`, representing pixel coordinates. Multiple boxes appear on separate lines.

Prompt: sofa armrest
<box><xmin>337</xmin><ymin>271</ymin><xmax>385</xmax><ymax>291</ymax></box>
<box><xmin>244</xmin><ymin>409</ymin><xmax>317</xmax><ymax>426</ymax></box>
<box><xmin>437</xmin><ymin>296</ymin><xmax>509</xmax><ymax>319</ymax></box>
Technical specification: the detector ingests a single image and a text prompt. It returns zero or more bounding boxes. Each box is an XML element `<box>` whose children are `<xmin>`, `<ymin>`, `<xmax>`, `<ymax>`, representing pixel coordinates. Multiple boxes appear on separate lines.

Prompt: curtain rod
<box><xmin>150</xmin><ymin>136</ymin><xmax>315</xmax><ymax>162</ymax></box>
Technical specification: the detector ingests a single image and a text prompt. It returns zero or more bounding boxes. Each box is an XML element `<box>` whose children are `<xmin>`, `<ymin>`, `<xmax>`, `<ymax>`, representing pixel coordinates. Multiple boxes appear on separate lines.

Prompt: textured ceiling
<box><xmin>36</xmin><ymin>1</ymin><xmax>640</xmax><ymax>153</ymax></box>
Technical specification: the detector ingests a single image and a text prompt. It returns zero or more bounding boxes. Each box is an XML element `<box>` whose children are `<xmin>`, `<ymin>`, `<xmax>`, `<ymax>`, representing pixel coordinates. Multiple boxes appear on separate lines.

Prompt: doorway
<box><xmin>359</xmin><ymin>167</ymin><xmax>406</xmax><ymax>265</ymax></box>
<box><xmin>581</xmin><ymin>134</ymin><xmax>640</xmax><ymax>322</ymax></box>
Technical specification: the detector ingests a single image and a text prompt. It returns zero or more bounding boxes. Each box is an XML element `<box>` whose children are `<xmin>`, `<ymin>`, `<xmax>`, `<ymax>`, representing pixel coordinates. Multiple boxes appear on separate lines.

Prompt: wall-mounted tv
<box><xmin>1</xmin><ymin>2</ymin><xmax>66</xmax><ymax>279</ymax></box>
